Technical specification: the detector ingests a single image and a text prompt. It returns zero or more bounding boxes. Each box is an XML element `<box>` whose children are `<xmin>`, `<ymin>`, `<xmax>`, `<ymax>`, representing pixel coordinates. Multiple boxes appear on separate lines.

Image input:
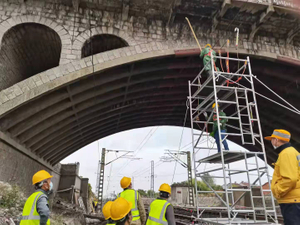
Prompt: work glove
<box><xmin>203</xmin><ymin>112</ymin><xmax>208</xmax><ymax>118</ymax></box>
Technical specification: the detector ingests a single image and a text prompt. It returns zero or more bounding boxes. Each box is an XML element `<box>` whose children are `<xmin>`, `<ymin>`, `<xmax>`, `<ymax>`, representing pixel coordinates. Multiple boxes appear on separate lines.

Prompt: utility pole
<box><xmin>150</xmin><ymin>160</ymin><xmax>154</xmax><ymax>198</ymax></box>
<box><xmin>161</xmin><ymin>150</ymin><xmax>194</xmax><ymax>206</ymax></box>
<box><xmin>96</xmin><ymin>148</ymin><xmax>106</xmax><ymax>210</ymax></box>
<box><xmin>96</xmin><ymin>148</ymin><xmax>140</xmax><ymax>209</ymax></box>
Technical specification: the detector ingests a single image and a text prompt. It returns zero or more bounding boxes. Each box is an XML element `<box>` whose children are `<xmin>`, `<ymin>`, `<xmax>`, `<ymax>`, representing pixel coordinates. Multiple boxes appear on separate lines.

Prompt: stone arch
<box><xmin>0</xmin><ymin>22</ymin><xmax>62</xmax><ymax>91</ymax></box>
<box><xmin>81</xmin><ymin>34</ymin><xmax>129</xmax><ymax>58</ymax></box>
<box><xmin>0</xmin><ymin>15</ymin><xmax>72</xmax><ymax>65</ymax></box>
<box><xmin>72</xmin><ymin>26</ymin><xmax>136</xmax><ymax>60</ymax></box>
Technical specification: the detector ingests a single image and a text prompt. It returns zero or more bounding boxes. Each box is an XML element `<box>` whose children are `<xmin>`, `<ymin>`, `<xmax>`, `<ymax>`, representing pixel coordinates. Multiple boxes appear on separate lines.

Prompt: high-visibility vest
<box><xmin>146</xmin><ymin>199</ymin><xmax>170</xmax><ymax>225</ymax></box>
<box><xmin>20</xmin><ymin>191</ymin><xmax>50</xmax><ymax>225</ymax></box>
<box><xmin>117</xmin><ymin>189</ymin><xmax>140</xmax><ymax>221</ymax></box>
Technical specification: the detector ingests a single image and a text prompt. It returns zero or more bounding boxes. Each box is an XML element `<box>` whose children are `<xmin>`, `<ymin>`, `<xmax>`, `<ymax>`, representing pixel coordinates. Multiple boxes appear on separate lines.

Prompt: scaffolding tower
<box><xmin>188</xmin><ymin>55</ymin><xmax>278</xmax><ymax>224</ymax></box>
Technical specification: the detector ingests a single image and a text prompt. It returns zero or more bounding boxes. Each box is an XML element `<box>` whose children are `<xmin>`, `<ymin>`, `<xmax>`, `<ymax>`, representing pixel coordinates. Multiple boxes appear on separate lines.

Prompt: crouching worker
<box><xmin>146</xmin><ymin>183</ymin><xmax>175</xmax><ymax>225</ymax></box>
<box><xmin>111</xmin><ymin>197</ymin><xmax>132</xmax><ymax>225</ymax></box>
<box><xmin>102</xmin><ymin>201</ymin><xmax>115</xmax><ymax>225</ymax></box>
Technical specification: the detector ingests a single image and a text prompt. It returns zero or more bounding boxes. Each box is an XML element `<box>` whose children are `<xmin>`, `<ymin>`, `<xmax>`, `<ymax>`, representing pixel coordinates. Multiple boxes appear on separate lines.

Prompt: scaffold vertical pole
<box><xmin>188</xmin><ymin>80</ymin><xmax>199</xmax><ymax>218</ymax></box>
<box><xmin>211</xmin><ymin>54</ymin><xmax>231</xmax><ymax>220</ymax></box>
<box><xmin>247</xmin><ymin>56</ymin><xmax>278</xmax><ymax>223</ymax></box>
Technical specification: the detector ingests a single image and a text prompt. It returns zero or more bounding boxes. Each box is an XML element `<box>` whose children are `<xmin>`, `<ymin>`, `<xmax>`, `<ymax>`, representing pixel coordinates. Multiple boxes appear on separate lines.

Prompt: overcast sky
<box><xmin>61</xmin><ymin>126</ymin><xmax>274</xmax><ymax>198</ymax></box>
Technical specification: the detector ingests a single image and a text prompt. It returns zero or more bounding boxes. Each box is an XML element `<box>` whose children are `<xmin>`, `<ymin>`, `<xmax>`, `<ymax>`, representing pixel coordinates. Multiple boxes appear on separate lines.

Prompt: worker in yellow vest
<box><xmin>111</xmin><ymin>197</ymin><xmax>132</xmax><ymax>225</ymax></box>
<box><xmin>146</xmin><ymin>183</ymin><xmax>175</xmax><ymax>225</ymax></box>
<box><xmin>102</xmin><ymin>201</ymin><xmax>115</xmax><ymax>225</ymax></box>
<box><xmin>93</xmin><ymin>198</ymin><xmax>98</xmax><ymax>212</ymax></box>
<box><xmin>117</xmin><ymin>177</ymin><xmax>146</xmax><ymax>225</ymax></box>
<box><xmin>20</xmin><ymin>170</ymin><xmax>53</xmax><ymax>225</ymax></box>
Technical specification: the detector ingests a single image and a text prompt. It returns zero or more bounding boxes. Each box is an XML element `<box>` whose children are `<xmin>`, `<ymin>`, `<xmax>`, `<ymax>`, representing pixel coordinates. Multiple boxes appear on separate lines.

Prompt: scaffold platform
<box><xmin>198</xmin><ymin>151</ymin><xmax>264</xmax><ymax>164</ymax></box>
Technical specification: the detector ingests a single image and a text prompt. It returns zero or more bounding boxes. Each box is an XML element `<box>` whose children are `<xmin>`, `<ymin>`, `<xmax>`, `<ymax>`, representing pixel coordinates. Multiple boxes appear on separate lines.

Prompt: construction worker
<box><xmin>200</xmin><ymin>44</ymin><xmax>219</xmax><ymax>77</ymax></box>
<box><xmin>102</xmin><ymin>201</ymin><xmax>115</xmax><ymax>225</ymax></box>
<box><xmin>265</xmin><ymin>129</ymin><xmax>300</xmax><ymax>225</ymax></box>
<box><xmin>205</xmin><ymin>103</ymin><xmax>229</xmax><ymax>153</ymax></box>
<box><xmin>93</xmin><ymin>198</ymin><xmax>98</xmax><ymax>212</ymax></box>
<box><xmin>146</xmin><ymin>183</ymin><xmax>175</xmax><ymax>225</ymax></box>
<box><xmin>20</xmin><ymin>170</ymin><xmax>53</xmax><ymax>225</ymax></box>
<box><xmin>111</xmin><ymin>197</ymin><xmax>132</xmax><ymax>225</ymax></box>
<box><xmin>118</xmin><ymin>177</ymin><xmax>146</xmax><ymax>225</ymax></box>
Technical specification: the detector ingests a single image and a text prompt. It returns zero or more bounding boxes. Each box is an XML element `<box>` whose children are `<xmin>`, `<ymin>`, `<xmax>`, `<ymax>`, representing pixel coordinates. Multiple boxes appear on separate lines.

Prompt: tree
<box><xmin>138</xmin><ymin>189</ymin><xmax>147</xmax><ymax>197</ymax></box>
<box><xmin>171</xmin><ymin>173</ymin><xmax>223</xmax><ymax>195</ymax></box>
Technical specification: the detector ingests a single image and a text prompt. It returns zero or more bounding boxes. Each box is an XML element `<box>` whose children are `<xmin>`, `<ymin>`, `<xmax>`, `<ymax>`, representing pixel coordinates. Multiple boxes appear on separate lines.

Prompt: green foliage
<box><xmin>138</xmin><ymin>189</ymin><xmax>158</xmax><ymax>198</ymax></box>
<box><xmin>172</xmin><ymin>173</ymin><xmax>223</xmax><ymax>196</ymax></box>
<box><xmin>138</xmin><ymin>189</ymin><xmax>147</xmax><ymax>197</ymax></box>
<box><xmin>88</xmin><ymin>183</ymin><xmax>96</xmax><ymax>199</ymax></box>
<box><xmin>0</xmin><ymin>185</ymin><xmax>25</xmax><ymax>209</ymax></box>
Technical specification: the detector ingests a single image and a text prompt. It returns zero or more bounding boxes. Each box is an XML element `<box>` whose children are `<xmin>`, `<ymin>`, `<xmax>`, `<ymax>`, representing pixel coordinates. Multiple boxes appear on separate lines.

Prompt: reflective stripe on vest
<box><xmin>146</xmin><ymin>199</ymin><xmax>170</xmax><ymax>225</ymax></box>
<box><xmin>20</xmin><ymin>191</ymin><xmax>50</xmax><ymax>225</ymax></box>
<box><xmin>118</xmin><ymin>190</ymin><xmax>140</xmax><ymax>221</ymax></box>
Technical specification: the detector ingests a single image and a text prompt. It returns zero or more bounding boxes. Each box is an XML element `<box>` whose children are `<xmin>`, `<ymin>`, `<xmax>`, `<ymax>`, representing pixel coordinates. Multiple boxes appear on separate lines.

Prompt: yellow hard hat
<box><xmin>212</xmin><ymin>103</ymin><xmax>219</xmax><ymax>109</ymax></box>
<box><xmin>120</xmin><ymin>177</ymin><xmax>131</xmax><ymax>189</ymax></box>
<box><xmin>264</xmin><ymin>129</ymin><xmax>291</xmax><ymax>142</ymax></box>
<box><xmin>159</xmin><ymin>183</ymin><xmax>171</xmax><ymax>194</ymax></box>
<box><xmin>205</xmin><ymin>44</ymin><xmax>212</xmax><ymax>49</ymax></box>
<box><xmin>32</xmin><ymin>170</ymin><xmax>53</xmax><ymax>185</ymax></box>
<box><xmin>102</xmin><ymin>201</ymin><xmax>113</xmax><ymax>220</ymax></box>
<box><xmin>110</xmin><ymin>197</ymin><xmax>132</xmax><ymax>221</ymax></box>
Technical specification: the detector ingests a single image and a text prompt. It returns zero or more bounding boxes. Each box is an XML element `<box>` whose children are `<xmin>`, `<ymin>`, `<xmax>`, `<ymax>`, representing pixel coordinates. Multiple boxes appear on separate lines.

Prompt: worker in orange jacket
<box><xmin>265</xmin><ymin>129</ymin><xmax>300</xmax><ymax>225</ymax></box>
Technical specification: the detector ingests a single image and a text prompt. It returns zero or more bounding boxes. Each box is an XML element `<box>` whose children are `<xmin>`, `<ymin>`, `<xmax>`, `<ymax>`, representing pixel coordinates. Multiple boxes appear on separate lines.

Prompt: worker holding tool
<box><xmin>265</xmin><ymin>129</ymin><xmax>300</xmax><ymax>225</ymax></box>
<box><xmin>20</xmin><ymin>170</ymin><xmax>53</xmax><ymax>225</ymax></box>
<box><xmin>111</xmin><ymin>197</ymin><xmax>132</xmax><ymax>225</ymax></box>
<box><xmin>146</xmin><ymin>183</ymin><xmax>175</xmax><ymax>225</ymax></box>
<box><xmin>117</xmin><ymin>177</ymin><xmax>146</xmax><ymax>225</ymax></box>
<box><xmin>102</xmin><ymin>201</ymin><xmax>115</xmax><ymax>225</ymax></box>
<box><xmin>200</xmin><ymin>44</ymin><xmax>219</xmax><ymax>77</ymax></box>
<box><xmin>204</xmin><ymin>103</ymin><xmax>229</xmax><ymax>153</ymax></box>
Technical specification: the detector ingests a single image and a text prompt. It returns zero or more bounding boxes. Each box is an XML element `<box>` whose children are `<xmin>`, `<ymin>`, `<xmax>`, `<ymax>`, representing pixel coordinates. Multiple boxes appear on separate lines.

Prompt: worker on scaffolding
<box><xmin>111</xmin><ymin>197</ymin><xmax>132</xmax><ymax>225</ymax></box>
<box><xmin>20</xmin><ymin>170</ymin><xmax>53</xmax><ymax>225</ymax></box>
<box><xmin>146</xmin><ymin>183</ymin><xmax>175</xmax><ymax>225</ymax></box>
<box><xmin>206</xmin><ymin>103</ymin><xmax>229</xmax><ymax>153</ymax></box>
<box><xmin>265</xmin><ymin>129</ymin><xmax>300</xmax><ymax>225</ymax></box>
<box><xmin>102</xmin><ymin>201</ymin><xmax>115</xmax><ymax>225</ymax></box>
<box><xmin>117</xmin><ymin>177</ymin><xmax>146</xmax><ymax>225</ymax></box>
<box><xmin>200</xmin><ymin>44</ymin><xmax>219</xmax><ymax>78</ymax></box>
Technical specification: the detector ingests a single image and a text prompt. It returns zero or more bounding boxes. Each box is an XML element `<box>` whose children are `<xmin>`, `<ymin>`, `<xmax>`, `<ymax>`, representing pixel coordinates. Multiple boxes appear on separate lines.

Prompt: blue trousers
<box><xmin>214</xmin><ymin>129</ymin><xmax>229</xmax><ymax>153</ymax></box>
<box><xmin>280</xmin><ymin>203</ymin><xmax>300</xmax><ymax>225</ymax></box>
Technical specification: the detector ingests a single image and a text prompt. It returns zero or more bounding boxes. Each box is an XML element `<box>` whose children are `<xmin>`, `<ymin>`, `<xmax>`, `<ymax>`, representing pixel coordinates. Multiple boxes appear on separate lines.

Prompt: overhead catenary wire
<box><xmin>115</xmin><ymin>127</ymin><xmax>159</xmax><ymax>175</ymax></box>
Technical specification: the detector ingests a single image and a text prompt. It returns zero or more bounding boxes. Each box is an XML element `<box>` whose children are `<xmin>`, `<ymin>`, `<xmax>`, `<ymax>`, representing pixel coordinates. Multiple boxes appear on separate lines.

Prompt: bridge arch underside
<box><xmin>1</xmin><ymin>53</ymin><xmax>299</xmax><ymax>166</ymax></box>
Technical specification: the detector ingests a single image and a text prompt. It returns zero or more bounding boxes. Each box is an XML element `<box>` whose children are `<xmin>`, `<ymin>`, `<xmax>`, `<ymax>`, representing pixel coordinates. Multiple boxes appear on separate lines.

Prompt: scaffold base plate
<box><xmin>197</xmin><ymin>218</ymin><xmax>278</xmax><ymax>225</ymax></box>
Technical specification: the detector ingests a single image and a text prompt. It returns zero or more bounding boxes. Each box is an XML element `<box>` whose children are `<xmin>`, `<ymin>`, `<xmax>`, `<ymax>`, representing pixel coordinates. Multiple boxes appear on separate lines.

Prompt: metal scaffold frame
<box><xmin>188</xmin><ymin>55</ymin><xmax>278</xmax><ymax>224</ymax></box>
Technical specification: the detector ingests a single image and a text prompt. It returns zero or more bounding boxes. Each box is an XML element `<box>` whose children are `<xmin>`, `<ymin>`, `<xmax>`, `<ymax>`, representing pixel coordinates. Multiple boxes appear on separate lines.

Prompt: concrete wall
<box><xmin>171</xmin><ymin>186</ymin><xmax>189</xmax><ymax>205</ymax></box>
<box><xmin>0</xmin><ymin>139</ymin><xmax>59</xmax><ymax>197</ymax></box>
<box><xmin>81</xmin><ymin>178</ymin><xmax>89</xmax><ymax>211</ymax></box>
